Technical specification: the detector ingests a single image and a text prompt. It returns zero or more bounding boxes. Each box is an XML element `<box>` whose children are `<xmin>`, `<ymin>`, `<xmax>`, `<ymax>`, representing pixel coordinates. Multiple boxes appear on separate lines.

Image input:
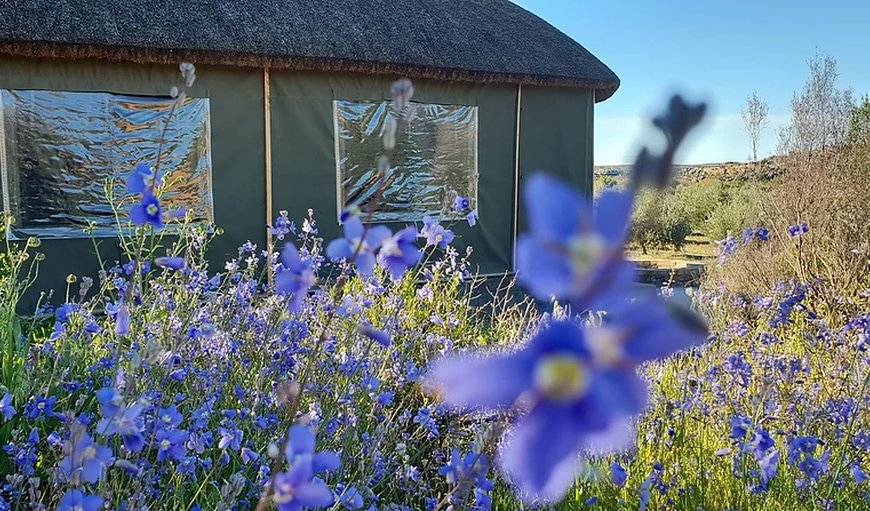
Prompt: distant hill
<box><xmin>595</xmin><ymin>155</ymin><xmax>786</xmax><ymax>183</ymax></box>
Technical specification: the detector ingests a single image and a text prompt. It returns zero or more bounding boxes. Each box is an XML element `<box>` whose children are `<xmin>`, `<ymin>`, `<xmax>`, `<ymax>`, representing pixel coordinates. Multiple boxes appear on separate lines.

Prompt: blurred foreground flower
<box><xmin>427</xmin><ymin>321</ymin><xmax>647</xmax><ymax>502</ymax></box>
<box><xmin>516</xmin><ymin>174</ymin><xmax>634</xmax><ymax>307</ymax></box>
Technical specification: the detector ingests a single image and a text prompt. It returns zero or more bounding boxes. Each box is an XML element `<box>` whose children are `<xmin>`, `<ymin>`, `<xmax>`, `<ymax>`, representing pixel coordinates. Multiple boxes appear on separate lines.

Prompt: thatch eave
<box><xmin>0</xmin><ymin>41</ymin><xmax>619</xmax><ymax>102</ymax></box>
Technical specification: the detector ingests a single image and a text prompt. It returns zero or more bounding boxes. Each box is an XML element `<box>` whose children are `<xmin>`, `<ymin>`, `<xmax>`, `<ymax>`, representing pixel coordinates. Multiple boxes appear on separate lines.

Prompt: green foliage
<box><xmin>702</xmin><ymin>185</ymin><xmax>766</xmax><ymax>241</ymax></box>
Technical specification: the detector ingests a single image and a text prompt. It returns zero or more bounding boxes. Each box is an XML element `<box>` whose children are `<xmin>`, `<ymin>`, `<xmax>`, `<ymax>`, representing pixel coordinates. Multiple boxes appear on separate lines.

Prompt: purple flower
<box><xmin>378</xmin><ymin>226</ymin><xmax>421</xmax><ymax>280</ymax></box>
<box><xmin>57</xmin><ymin>490</ymin><xmax>103</xmax><ymax>511</ymax></box>
<box><xmin>276</xmin><ymin>243</ymin><xmax>316</xmax><ymax>312</ymax></box>
<box><xmin>610</xmin><ymin>462</ymin><xmax>627</xmax><ymax>488</ymax></box>
<box><xmin>327</xmin><ymin>215</ymin><xmax>392</xmax><ymax>276</ymax></box>
<box><xmin>130</xmin><ymin>189</ymin><xmax>163</xmax><ymax>229</ymax></box>
<box><xmin>788</xmin><ymin>223</ymin><xmax>810</xmax><ymax>238</ymax></box>
<box><xmin>155</xmin><ymin>257</ymin><xmax>186</xmax><ymax>270</ymax></box>
<box><xmin>754</xmin><ymin>226</ymin><xmax>770</xmax><ymax>241</ymax></box>
<box><xmin>156</xmin><ymin>428</ymin><xmax>189</xmax><ymax>462</ymax></box>
<box><xmin>453</xmin><ymin>195</ymin><xmax>471</xmax><ymax>213</ymax></box>
<box><xmin>516</xmin><ymin>174</ymin><xmax>634</xmax><ymax>304</ymax></box>
<box><xmin>1</xmin><ymin>393</ymin><xmax>14</xmax><ymax>420</ymax></box>
<box><xmin>420</xmin><ymin>216</ymin><xmax>455</xmax><ymax>250</ymax></box>
<box><xmin>58</xmin><ymin>425</ymin><xmax>114</xmax><ymax>484</ymax></box>
<box><xmin>427</xmin><ymin>321</ymin><xmax>647</xmax><ymax>502</ymax></box>
<box><xmin>272</xmin><ymin>425</ymin><xmax>340</xmax><ymax>511</ymax></box>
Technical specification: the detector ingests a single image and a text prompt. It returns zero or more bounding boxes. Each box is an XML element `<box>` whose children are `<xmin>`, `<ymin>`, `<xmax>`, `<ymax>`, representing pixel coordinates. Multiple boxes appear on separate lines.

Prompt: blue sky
<box><xmin>512</xmin><ymin>0</ymin><xmax>870</xmax><ymax>165</ymax></box>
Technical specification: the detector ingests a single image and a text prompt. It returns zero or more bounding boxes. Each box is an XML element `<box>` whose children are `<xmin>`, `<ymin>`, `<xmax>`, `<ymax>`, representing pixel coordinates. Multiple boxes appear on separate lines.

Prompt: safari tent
<box><xmin>0</xmin><ymin>0</ymin><xmax>619</xmax><ymax>296</ymax></box>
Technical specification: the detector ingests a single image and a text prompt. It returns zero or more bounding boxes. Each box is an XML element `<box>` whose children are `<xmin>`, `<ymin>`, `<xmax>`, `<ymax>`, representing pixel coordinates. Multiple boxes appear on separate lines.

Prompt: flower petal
<box><xmin>516</xmin><ymin>236</ymin><xmax>573</xmax><ymax>300</ymax></box>
<box><xmin>287</xmin><ymin>425</ymin><xmax>315</xmax><ymax>458</ymax></box>
<box><xmin>498</xmin><ymin>403</ymin><xmax>587</xmax><ymax>503</ymax></box>
<box><xmin>281</xmin><ymin>242</ymin><xmax>301</xmax><ymax>269</ymax></box>
<box><xmin>594</xmin><ymin>191</ymin><xmax>633</xmax><ymax>245</ymax></box>
<box><xmin>524</xmin><ymin>174</ymin><xmax>583</xmax><ymax>242</ymax></box>
<box><xmin>295</xmin><ymin>478</ymin><xmax>335</xmax><ymax>508</ymax></box>
<box><xmin>312</xmin><ymin>451</ymin><xmax>341</xmax><ymax>473</ymax></box>
<box><xmin>326</xmin><ymin>239</ymin><xmax>352</xmax><ymax>261</ymax></box>
<box><xmin>426</xmin><ymin>351</ymin><xmax>533</xmax><ymax>411</ymax></box>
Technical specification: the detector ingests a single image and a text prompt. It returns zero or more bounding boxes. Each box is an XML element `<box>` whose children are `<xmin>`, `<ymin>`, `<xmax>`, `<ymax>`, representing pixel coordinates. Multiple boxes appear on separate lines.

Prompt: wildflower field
<box><xmin>1</xmin><ymin>68</ymin><xmax>869</xmax><ymax>511</ymax></box>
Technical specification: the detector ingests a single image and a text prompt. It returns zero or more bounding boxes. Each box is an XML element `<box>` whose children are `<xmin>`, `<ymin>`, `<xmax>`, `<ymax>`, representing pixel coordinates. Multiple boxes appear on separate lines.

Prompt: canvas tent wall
<box><xmin>0</xmin><ymin>0</ymin><xmax>618</xmax><ymax>304</ymax></box>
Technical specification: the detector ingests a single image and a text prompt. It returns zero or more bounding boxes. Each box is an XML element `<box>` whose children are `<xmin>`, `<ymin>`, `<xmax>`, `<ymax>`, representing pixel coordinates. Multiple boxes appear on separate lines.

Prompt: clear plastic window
<box><xmin>334</xmin><ymin>100</ymin><xmax>478</xmax><ymax>223</ymax></box>
<box><xmin>0</xmin><ymin>90</ymin><xmax>214</xmax><ymax>239</ymax></box>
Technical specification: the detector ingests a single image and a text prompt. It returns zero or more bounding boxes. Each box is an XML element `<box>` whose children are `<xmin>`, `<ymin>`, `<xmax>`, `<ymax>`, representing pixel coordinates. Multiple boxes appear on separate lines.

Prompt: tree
<box><xmin>779</xmin><ymin>54</ymin><xmax>854</xmax><ymax>154</ymax></box>
<box><xmin>849</xmin><ymin>95</ymin><xmax>870</xmax><ymax>146</ymax></box>
<box><xmin>740</xmin><ymin>91</ymin><xmax>769</xmax><ymax>161</ymax></box>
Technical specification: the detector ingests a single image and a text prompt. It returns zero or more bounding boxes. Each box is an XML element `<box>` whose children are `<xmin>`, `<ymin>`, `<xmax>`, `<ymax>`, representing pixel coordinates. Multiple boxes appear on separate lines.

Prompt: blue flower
<box><xmin>516</xmin><ymin>174</ymin><xmax>634</xmax><ymax>305</ymax></box>
<box><xmin>360</xmin><ymin>323</ymin><xmax>391</xmax><ymax>347</ymax></box>
<box><xmin>270</xmin><ymin>210</ymin><xmax>292</xmax><ymax>240</ymax></box>
<box><xmin>25</xmin><ymin>395</ymin><xmax>60</xmax><ymax>421</ymax></box>
<box><xmin>115</xmin><ymin>304</ymin><xmax>131</xmax><ymax>338</ymax></box>
<box><xmin>276</xmin><ymin>243</ymin><xmax>317</xmax><ymax>312</ymax></box>
<box><xmin>327</xmin><ymin>214</ymin><xmax>391</xmax><ymax>276</ymax></box>
<box><xmin>453</xmin><ymin>196</ymin><xmax>471</xmax><ymax>213</ymax></box>
<box><xmin>0</xmin><ymin>393</ymin><xmax>14</xmax><ymax>420</ymax></box>
<box><xmin>730</xmin><ymin>416</ymin><xmax>751</xmax><ymax>440</ymax></box>
<box><xmin>96</xmin><ymin>390</ymin><xmax>146</xmax><ymax>452</ymax></box>
<box><xmin>155</xmin><ymin>257</ymin><xmax>186</xmax><ymax>270</ymax></box>
<box><xmin>340</xmin><ymin>486</ymin><xmax>364</xmax><ymax>510</ymax></box>
<box><xmin>130</xmin><ymin>189</ymin><xmax>163</xmax><ymax>229</ymax></box>
<box><xmin>156</xmin><ymin>428</ymin><xmax>189</xmax><ymax>462</ymax></box>
<box><xmin>610</xmin><ymin>462</ymin><xmax>627</xmax><ymax>488</ymax></box>
<box><xmin>420</xmin><ymin>216</ymin><xmax>455</xmax><ymax>250</ymax></box>
<box><xmin>57</xmin><ymin>490</ymin><xmax>103</xmax><ymax>511</ymax></box>
<box><xmin>466</xmin><ymin>209</ymin><xmax>478</xmax><ymax>227</ymax></box>
<box><xmin>126</xmin><ymin>163</ymin><xmax>161</xmax><ymax>194</ymax></box>
<box><xmin>272</xmin><ymin>425</ymin><xmax>340</xmax><ymax>511</ymax></box>
<box><xmin>218</xmin><ymin>426</ymin><xmax>244</xmax><ymax>451</ymax></box>
<box><xmin>788</xmin><ymin>223</ymin><xmax>810</xmax><ymax>238</ymax></box>
<box><xmin>716</xmin><ymin>234</ymin><xmax>738</xmax><ymax>265</ymax></box>
<box><xmin>58</xmin><ymin>425</ymin><xmax>114</xmax><ymax>484</ymax></box>
<box><xmin>157</xmin><ymin>405</ymin><xmax>183</xmax><ymax>428</ymax></box>
<box><xmin>589</xmin><ymin>295</ymin><xmax>706</xmax><ymax>366</ymax></box>
<box><xmin>378</xmin><ymin>226</ymin><xmax>421</xmax><ymax>280</ymax></box>
<box><xmin>427</xmin><ymin>321</ymin><xmax>647</xmax><ymax>502</ymax></box>
<box><xmin>754</xmin><ymin>449</ymin><xmax>780</xmax><ymax>493</ymax></box>
<box><xmin>850</xmin><ymin>463</ymin><xmax>868</xmax><ymax>484</ymax></box>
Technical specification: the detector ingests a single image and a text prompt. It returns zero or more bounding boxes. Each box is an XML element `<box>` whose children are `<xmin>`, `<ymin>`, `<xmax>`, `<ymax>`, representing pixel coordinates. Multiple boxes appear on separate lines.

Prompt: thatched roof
<box><xmin>0</xmin><ymin>0</ymin><xmax>619</xmax><ymax>101</ymax></box>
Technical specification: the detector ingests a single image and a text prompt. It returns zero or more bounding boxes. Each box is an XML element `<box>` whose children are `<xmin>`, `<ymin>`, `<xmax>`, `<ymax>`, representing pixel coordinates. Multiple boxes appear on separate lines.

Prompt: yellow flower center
<box><xmin>83</xmin><ymin>446</ymin><xmax>97</xmax><ymax>460</ymax></box>
<box><xmin>160</xmin><ymin>439</ymin><xmax>171</xmax><ymax>450</ymax></box>
<box><xmin>534</xmin><ymin>355</ymin><xmax>588</xmax><ymax>402</ymax></box>
<box><xmin>146</xmin><ymin>204</ymin><xmax>159</xmax><ymax>216</ymax></box>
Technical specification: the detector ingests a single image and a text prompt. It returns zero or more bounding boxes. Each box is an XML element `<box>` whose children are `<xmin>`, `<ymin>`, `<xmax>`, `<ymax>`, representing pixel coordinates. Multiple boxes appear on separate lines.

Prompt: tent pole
<box><xmin>511</xmin><ymin>83</ymin><xmax>522</xmax><ymax>272</ymax></box>
<box><xmin>264</xmin><ymin>67</ymin><xmax>274</xmax><ymax>283</ymax></box>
